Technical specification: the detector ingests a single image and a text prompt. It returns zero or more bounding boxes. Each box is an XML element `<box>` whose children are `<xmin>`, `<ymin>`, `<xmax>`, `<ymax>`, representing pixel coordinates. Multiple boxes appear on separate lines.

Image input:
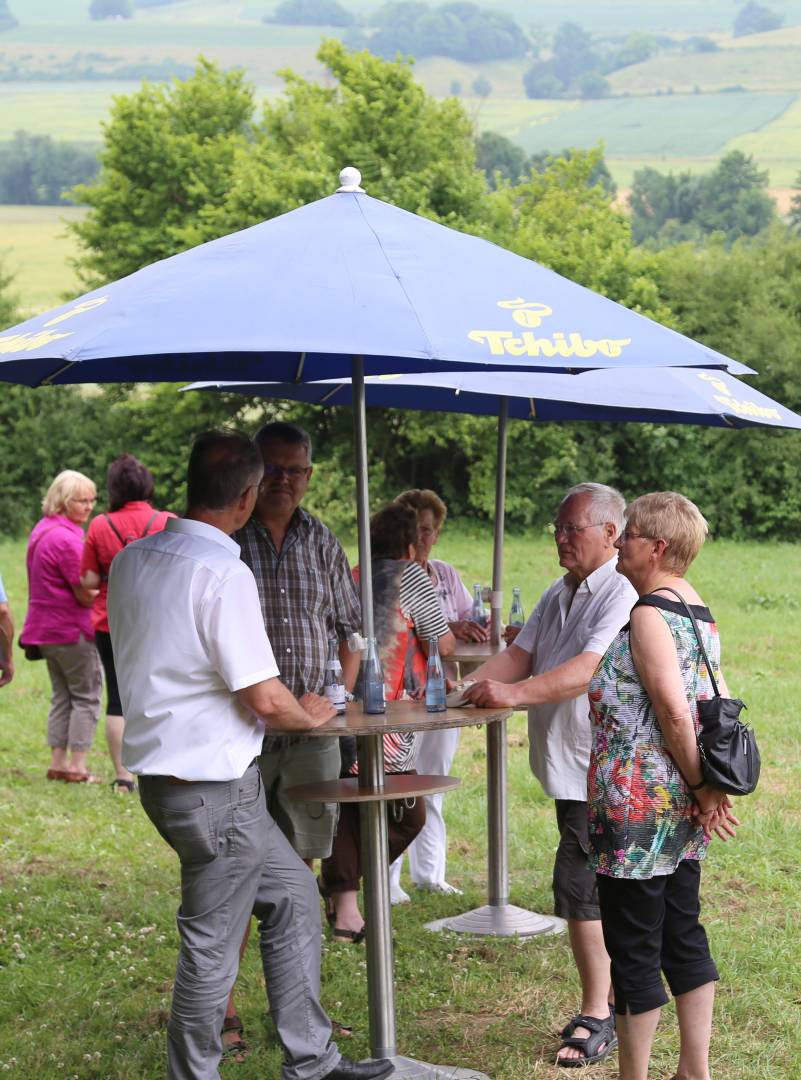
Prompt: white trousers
<box><xmin>390</xmin><ymin>725</ymin><xmax>460</xmax><ymax>887</ymax></box>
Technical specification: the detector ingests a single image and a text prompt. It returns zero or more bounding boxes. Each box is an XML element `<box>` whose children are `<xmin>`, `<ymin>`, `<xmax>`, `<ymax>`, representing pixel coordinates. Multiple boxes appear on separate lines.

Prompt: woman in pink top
<box><xmin>81</xmin><ymin>455</ymin><xmax>175</xmax><ymax>792</ymax></box>
<box><xmin>389</xmin><ymin>488</ymin><xmax>488</xmax><ymax>900</ymax></box>
<box><xmin>21</xmin><ymin>470</ymin><xmax>102</xmax><ymax>783</ymax></box>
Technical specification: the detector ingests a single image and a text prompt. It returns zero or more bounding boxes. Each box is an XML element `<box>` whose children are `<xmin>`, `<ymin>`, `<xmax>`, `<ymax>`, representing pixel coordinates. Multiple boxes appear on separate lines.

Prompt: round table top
<box><xmin>450</xmin><ymin>640</ymin><xmax>507</xmax><ymax>664</ymax></box>
<box><xmin>302</xmin><ymin>699</ymin><xmax>512</xmax><ymax>737</ymax></box>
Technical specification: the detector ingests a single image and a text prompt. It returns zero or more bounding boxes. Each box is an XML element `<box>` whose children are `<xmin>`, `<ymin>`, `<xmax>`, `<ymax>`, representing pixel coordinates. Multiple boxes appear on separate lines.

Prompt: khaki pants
<box><xmin>41</xmin><ymin>634</ymin><xmax>102</xmax><ymax>752</ymax></box>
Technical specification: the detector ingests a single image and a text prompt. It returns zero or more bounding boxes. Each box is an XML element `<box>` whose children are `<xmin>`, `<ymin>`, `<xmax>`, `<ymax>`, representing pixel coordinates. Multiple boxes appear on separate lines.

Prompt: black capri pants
<box><xmin>94</xmin><ymin>629</ymin><xmax>123</xmax><ymax>716</ymax></box>
<box><xmin>597</xmin><ymin>859</ymin><xmax>719</xmax><ymax>1015</ymax></box>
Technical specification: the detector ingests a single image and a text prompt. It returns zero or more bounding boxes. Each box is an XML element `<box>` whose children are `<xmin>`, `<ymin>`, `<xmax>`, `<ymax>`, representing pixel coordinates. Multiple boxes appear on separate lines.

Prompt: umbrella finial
<box><xmin>337</xmin><ymin>166</ymin><xmax>364</xmax><ymax>193</ymax></box>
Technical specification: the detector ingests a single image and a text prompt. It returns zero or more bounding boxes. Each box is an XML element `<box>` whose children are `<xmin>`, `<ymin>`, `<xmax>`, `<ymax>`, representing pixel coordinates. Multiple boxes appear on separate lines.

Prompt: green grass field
<box><xmin>0</xmin><ymin>205</ymin><xmax>87</xmax><ymax>318</ymax></box>
<box><xmin>0</xmin><ymin>525</ymin><xmax>798</xmax><ymax>1078</ymax></box>
<box><xmin>608</xmin><ymin>45</ymin><xmax>801</xmax><ymax>95</ymax></box>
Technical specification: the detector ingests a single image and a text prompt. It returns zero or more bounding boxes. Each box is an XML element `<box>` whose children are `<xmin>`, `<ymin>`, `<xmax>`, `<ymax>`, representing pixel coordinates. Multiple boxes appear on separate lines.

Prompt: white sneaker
<box><xmin>390</xmin><ymin>882</ymin><xmax>411</xmax><ymax>904</ymax></box>
<box><xmin>415</xmin><ymin>881</ymin><xmax>463</xmax><ymax>896</ymax></box>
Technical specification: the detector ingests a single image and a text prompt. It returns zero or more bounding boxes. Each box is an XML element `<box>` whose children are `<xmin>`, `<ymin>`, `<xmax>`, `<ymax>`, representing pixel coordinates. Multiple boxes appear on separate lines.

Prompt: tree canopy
<box><xmin>628</xmin><ymin>151</ymin><xmax>776</xmax><ymax>247</ymax></box>
<box><xmin>0</xmin><ymin>131</ymin><xmax>99</xmax><ymax>205</ymax></box>
<box><xmin>364</xmin><ymin>2</ymin><xmax>529</xmax><ymax>62</ymax></box>
<box><xmin>733</xmin><ymin>1</ymin><xmax>783</xmax><ymax>37</ymax></box>
<box><xmin>267</xmin><ymin>0</ymin><xmax>354</xmax><ymax>27</ymax></box>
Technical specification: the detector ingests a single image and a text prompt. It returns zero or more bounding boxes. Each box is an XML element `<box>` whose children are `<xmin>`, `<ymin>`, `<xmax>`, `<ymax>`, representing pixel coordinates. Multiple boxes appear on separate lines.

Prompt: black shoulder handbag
<box><xmin>655</xmin><ymin>587</ymin><xmax>760</xmax><ymax>796</ymax></box>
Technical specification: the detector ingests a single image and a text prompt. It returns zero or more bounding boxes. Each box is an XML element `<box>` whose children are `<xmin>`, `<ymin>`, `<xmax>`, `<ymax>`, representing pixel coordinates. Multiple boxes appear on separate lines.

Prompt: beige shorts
<box><xmin>258</xmin><ymin>736</ymin><xmax>341</xmax><ymax>860</ymax></box>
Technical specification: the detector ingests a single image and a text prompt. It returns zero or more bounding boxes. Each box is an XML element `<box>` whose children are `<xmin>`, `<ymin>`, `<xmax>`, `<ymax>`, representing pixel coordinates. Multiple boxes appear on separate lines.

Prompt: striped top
<box><xmin>352</xmin><ymin>559</ymin><xmax>449</xmax><ymax>774</ymax></box>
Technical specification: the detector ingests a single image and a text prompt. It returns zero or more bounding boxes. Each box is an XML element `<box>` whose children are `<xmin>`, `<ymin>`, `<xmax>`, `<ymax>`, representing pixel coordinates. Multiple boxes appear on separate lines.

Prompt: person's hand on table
<box><xmin>450</xmin><ymin>619</ymin><xmax>489</xmax><ymax>643</ymax></box>
<box><xmin>298</xmin><ymin>692</ymin><xmax>337</xmax><ymax>726</ymax></box>
<box><xmin>503</xmin><ymin>625</ymin><xmax>522</xmax><ymax>645</ymax></box>
<box><xmin>463</xmin><ymin>678</ymin><xmax>521</xmax><ymax>709</ymax></box>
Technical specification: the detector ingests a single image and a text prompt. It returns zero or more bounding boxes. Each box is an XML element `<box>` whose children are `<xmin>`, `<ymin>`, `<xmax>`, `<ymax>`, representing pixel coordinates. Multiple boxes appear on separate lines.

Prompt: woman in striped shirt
<box><xmin>320</xmin><ymin>504</ymin><xmax>455</xmax><ymax>941</ymax></box>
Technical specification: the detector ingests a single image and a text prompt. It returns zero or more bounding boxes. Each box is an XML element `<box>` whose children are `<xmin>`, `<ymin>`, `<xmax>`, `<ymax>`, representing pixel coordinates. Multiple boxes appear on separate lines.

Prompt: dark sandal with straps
<box><xmin>221</xmin><ymin>1014</ymin><xmax>249</xmax><ymax>1063</ymax></box>
<box><xmin>556</xmin><ymin>1013</ymin><xmax>617</xmax><ymax>1068</ymax></box>
<box><xmin>331</xmin><ymin>926</ymin><xmax>365</xmax><ymax>944</ymax></box>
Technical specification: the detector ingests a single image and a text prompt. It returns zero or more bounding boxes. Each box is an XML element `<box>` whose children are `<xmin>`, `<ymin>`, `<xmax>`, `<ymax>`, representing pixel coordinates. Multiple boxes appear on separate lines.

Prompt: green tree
<box><xmin>200</xmin><ymin>41</ymin><xmax>489</xmax><ymax>236</ymax></box>
<box><xmin>0</xmin><ymin>257</ymin><xmax>19</xmax><ymax>330</ymax></box>
<box><xmin>629</xmin><ymin>152</ymin><xmax>775</xmax><ymax>248</ymax></box>
<box><xmin>471</xmin><ymin>75</ymin><xmax>491</xmax><ymax>97</ymax></box>
<box><xmin>0</xmin><ymin>0</ymin><xmax>17</xmax><ymax>32</ymax></box>
<box><xmin>551</xmin><ymin>22</ymin><xmax>597</xmax><ymax>87</ymax></box>
<box><xmin>89</xmin><ymin>0</ymin><xmax>133</xmax><ymax>18</ymax></box>
<box><xmin>789</xmin><ymin>171</ymin><xmax>801</xmax><ymax>232</ymax></box>
<box><xmin>475</xmin><ymin>131</ymin><xmax>529</xmax><ymax>187</ymax></box>
<box><xmin>268</xmin><ymin>0</ymin><xmax>355</xmax><ymax>26</ymax></box>
<box><xmin>733</xmin><ymin>1</ymin><xmax>783</xmax><ymax>37</ymax></box>
<box><xmin>522</xmin><ymin>62</ymin><xmax>564</xmax><ymax>99</ymax></box>
<box><xmin>578</xmin><ymin>71</ymin><xmax>610</xmax><ymax>99</ymax></box>
<box><xmin>69</xmin><ymin>60</ymin><xmax>256</xmax><ymax>285</ymax></box>
<box><xmin>368</xmin><ymin>1</ymin><xmax>528</xmax><ymax>61</ymax></box>
<box><xmin>0</xmin><ymin>131</ymin><xmax>99</xmax><ymax>205</ymax></box>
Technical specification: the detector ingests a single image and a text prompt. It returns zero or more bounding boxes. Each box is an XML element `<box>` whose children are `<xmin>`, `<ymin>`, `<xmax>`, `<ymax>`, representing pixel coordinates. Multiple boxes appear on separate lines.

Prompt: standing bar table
<box><xmin>286</xmin><ymin>699</ymin><xmax>512</xmax><ymax>1080</ymax></box>
<box><xmin>425</xmin><ymin>642</ymin><xmax>565</xmax><ymax>939</ymax></box>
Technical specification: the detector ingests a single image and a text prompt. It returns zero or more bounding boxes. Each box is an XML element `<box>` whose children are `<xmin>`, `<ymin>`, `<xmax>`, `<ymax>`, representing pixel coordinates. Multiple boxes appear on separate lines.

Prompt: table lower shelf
<box><xmin>284</xmin><ymin>774</ymin><xmax>460</xmax><ymax>803</ymax></box>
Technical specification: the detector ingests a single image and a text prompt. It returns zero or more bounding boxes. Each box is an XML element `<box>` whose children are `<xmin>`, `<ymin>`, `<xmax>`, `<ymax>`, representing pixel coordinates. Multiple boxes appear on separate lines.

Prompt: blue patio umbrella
<box><xmin>186</xmin><ymin>364</ymin><xmax>801</xmax><ymax>942</ymax></box>
<box><xmin>187</xmin><ymin>366</ymin><xmax>800</xmax><ymax>429</ymax></box>
<box><xmin>0</xmin><ymin>169</ymin><xmax>767</xmax><ymax>1047</ymax></box>
<box><xmin>0</xmin><ymin>169</ymin><xmax>753</xmax><ymax>388</ymax></box>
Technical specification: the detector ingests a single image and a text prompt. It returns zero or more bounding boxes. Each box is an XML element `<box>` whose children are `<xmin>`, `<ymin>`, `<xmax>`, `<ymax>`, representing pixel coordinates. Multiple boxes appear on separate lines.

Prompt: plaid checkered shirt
<box><xmin>234</xmin><ymin>508</ymin><xmax>361</xmax><ymax>749</ymax></box>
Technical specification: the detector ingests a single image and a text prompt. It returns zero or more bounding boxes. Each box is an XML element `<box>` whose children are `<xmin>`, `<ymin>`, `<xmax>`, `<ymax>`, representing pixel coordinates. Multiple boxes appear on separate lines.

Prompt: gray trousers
<box><xmin>139</xmin><ymin>762</ymin><xmax>340</xmax><ymax>1080</ymax></box>
<box><xmin>40</xmin><ymin>634</ymin><xmax>102</xmax><ymax>751</ymax></box>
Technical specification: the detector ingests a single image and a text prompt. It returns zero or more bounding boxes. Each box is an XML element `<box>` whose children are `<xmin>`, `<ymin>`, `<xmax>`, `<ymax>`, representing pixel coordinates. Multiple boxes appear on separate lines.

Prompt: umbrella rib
<box><xmin>40</xmin><ymin>361</ymin><xmax>77</xmax><ymax>386</ymax></box>
<box><xmin>295</xmin><ymin>353</ymin><xmax>306</xmax><ymax>382</ymax></box>
<box><xmin>353</xmin><ymin>198</ymin><xmax>439</xmax><ymax>361</ymax></box>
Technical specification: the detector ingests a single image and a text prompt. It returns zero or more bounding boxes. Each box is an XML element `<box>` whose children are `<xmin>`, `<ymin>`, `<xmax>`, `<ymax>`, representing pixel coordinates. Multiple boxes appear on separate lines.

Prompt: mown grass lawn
<box><xmin>0</xmin><ymin>529</ymin><xmax>798</xmax><ymax>1079</ymax></box>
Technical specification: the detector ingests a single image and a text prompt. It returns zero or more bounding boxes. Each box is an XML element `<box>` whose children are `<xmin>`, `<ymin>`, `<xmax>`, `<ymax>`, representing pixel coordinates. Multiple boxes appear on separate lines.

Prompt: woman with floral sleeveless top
<box><xmin>587</xmin><ymin>493</ymin><xmax>739</xmax><ymax>1080</ymax></box>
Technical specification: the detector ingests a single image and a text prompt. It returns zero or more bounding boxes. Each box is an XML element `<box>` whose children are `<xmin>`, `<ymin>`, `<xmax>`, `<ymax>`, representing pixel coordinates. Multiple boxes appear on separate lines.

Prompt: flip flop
<box><xmin>46</xmin><ymin>768</ymin><xmax>70</xmax><ymax>781</ymax></box>
<box><xmin>63</xmin><ymin>772</ymin><xmax>103</xmax><ymax>784</ymax></box>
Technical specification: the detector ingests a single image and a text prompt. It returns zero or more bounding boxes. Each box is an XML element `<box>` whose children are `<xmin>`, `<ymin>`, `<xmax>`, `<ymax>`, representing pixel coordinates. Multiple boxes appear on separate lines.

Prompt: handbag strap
<box><xmin>640</xmin><ymin>586</ymin><xmax>720</xmax><ymax>699</ymax></box>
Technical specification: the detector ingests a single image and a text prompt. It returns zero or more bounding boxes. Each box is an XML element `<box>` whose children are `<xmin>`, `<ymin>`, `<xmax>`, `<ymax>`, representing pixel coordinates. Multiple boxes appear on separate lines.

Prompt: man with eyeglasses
<box><xmin>225</xmin><ymin>421</ymin><xmax>361</xmax><ymax>1051</ymax></box>
<box><xmin>464</xmin><ymin>482</ymin><xmax>636</xmax><ymax>1068</ymax></box>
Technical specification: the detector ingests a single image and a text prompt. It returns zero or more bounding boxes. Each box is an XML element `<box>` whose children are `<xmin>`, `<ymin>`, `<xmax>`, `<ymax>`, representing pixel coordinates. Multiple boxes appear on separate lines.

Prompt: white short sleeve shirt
<box><xmin>514</xmin><ymin>556</ymin><xmax>637</xmax><ymax>801</ymax></box>
<box><xmin>108</xmin><ymin>517</ymin><xmax>280</xmax><ymax>781</ymax></box>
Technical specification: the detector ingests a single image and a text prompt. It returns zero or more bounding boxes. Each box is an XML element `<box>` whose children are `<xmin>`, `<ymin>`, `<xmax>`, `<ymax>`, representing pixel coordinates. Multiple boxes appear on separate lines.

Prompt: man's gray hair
<box><xmin>560</xmin><ymin>483</ymin><xmax>625</xmax><ymax>536</ymax></box>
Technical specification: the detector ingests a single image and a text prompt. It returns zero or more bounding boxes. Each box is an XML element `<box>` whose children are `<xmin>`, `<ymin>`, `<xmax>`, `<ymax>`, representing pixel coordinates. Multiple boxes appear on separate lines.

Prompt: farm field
<box><xmin>608</xmin><ymin>45</ymin><xmax>801</xmax><ymax>94</ymax></box>
<box><xmin>0</xmin><ymin>205</ymin><xmax>87</xmax><ymax>318</ymax></box>
<box><xmin>0</xmin><ymin>528</ymin><xmax>798</xmax><ymax>1079</ymax></box>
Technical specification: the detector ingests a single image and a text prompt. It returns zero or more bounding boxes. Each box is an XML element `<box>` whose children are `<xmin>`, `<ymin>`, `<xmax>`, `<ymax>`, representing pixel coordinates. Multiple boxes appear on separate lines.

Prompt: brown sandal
<box><xmin>221</xmin><ymin>1014</ymin><xmax>248</xmax><ymax>1062</ymax></box>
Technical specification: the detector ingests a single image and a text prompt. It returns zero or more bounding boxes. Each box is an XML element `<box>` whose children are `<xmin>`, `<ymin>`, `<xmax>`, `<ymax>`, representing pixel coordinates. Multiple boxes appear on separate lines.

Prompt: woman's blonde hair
<box><xmin>626</xmin><ymin>491</ymin><xmax>708</xmax><ymax>575</ymax></box>
<box><xmin>42</xmin><ymin>470</ymin><xmax>96</xmax><ymax>516</ymax></box>
<box><xmin>394</xmin><ymin>488</ymin><xmax>447</xmax><ymax>530</ymax></box>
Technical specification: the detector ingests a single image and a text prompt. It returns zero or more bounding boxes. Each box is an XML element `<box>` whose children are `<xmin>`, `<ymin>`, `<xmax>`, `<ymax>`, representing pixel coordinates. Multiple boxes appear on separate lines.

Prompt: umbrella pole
<box><xmin>352</xmin><ymin>356</ymin><xmax>396</xmax><ymax>1060</ymax></box>
<box><xmin>425</xmin><ymin>397</ymin><xmax>564</xmax><ymax>940</ymax></box>
<box><xmin>487</xmin><ymin>397</ymin><xmax>508</xmax><ymax>907</ymax></box>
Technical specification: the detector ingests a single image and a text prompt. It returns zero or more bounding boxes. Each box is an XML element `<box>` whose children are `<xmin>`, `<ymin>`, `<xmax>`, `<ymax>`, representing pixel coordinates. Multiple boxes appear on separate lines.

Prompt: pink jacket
<box><xmin>22</xmin><ymin>515</ymin><xmax>93</xmax><ymax>645</ymax></box>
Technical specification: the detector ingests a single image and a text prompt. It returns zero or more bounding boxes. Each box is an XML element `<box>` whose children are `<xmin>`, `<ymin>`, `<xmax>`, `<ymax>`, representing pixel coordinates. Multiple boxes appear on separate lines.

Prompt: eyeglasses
<box><xmin>550</xmin><ymin>522</ymin><xmax>605</xmax><ymax>537</ymax></box>
<box><xmin>618</xmin><ymin>530</ymin><xmax>661</xmax><ymax>543</ymax></box>
<box><xmin>261</xmin><ymin>463</ymin><xmax>311</xmax><ymax>482</ymax></box>
<box><xmin>70</xmin><ymin>497</ymin><xmax>96</xmax><ymax>506</ymax></box>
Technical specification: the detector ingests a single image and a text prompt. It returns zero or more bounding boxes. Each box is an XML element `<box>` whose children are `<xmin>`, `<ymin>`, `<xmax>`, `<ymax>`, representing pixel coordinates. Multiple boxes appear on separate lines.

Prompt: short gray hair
<box><xmin>560</xmin><ymin>483</ymin><xmax>625</xmax><ymax>536</ymax></box>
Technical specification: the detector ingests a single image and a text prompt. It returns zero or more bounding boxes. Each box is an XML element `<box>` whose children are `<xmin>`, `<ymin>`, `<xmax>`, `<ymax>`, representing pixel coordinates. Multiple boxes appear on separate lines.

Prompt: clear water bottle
<box><xmin>323</xmin><ymin>637</ymin><xmax>346</xmax><ymax>715</ymax></box>
<box><xmin>508</xmin><ymin>586</ymin><xmax>525</xmax><ymax>627</ymax></box>
<box><xmin>471</xmin><ymin>583</ymin><xmax>487</xmax><ymax>627</ymax></box>
<box><xmin>362</xmin><ymin>636</ymin><xmax>386</xmax><ymax>714</ymax></box>
<box><xmin>425</xmin><ymin>636</ymin><xmax>446</xmax><ymax>713</ymax></box>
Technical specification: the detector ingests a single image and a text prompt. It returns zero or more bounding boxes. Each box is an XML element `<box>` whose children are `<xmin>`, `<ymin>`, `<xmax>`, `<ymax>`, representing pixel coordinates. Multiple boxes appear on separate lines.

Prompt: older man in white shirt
<box><xmin>465</xmin><ymin>482</ymin><xmax>637</xmax><ymax>1069</ymax></box>
<box><xmin>109</xmin><ymin>430</ymin><xmax>393</xmax><ymax>1080</ymax></box>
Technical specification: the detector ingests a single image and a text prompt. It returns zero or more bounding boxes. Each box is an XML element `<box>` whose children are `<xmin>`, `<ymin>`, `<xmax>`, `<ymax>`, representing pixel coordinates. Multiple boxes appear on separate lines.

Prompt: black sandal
<box><xmin>110</xmin><ymin>778</ymin><xmax>136</xmax><ymax>793</ymax></box>
<box><xmin>556</xmin><ymin>1012</ymin><xmax>617</xmax><ymax>1068</ymax></box>
<box><xmin>221</xmin><ymin>1014</ymin><xmax>248</xmax><ymax>1062</ymax></box>
<box><xmin>331</xmin><ymin>926</ymin><xmax>365</xmax><ymax>944</ymax></box>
